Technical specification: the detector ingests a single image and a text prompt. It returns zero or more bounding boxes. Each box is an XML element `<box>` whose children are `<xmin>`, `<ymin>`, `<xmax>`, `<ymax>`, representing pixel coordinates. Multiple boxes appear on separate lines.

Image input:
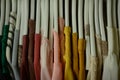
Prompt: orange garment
<box><xmin>78</xmin><ymin>39</ymin><xmax>85</xmax><ymax>80</ymax></box>
<box><xmin>64</xmin><ymin>27</ymin><xmax>74</xmax><ymax>80</ymax></box>
<box><xmin>52</xmin><ymin>31</ymin><xmax>63</xmax><ymax>80</ymax></box>
<box><xmin>72</xmin><ymin>33</ymin><xmax>78</xmax><ymax>79</ymax></box>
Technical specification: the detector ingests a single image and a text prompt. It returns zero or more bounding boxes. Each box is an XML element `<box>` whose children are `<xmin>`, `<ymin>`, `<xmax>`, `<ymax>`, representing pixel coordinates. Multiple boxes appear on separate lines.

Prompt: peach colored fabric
<box><xmin>52</xmin><ymin>31</ymin><xmax>63</xmax><ymax>80</ymax></box>
<box><xmin>78</xmin><ymin>39</ymin><xmax>85</xmax><ymax>80</ymax></box>
<box><xmin>64</xmin><ymin>27</ymin><xmax>74</xmax><ymax>80</ymax></box>
<box><xmin>72</xmin><ymin>33</ymin><xmax>78</xmax><ymax>79</ymax></box>
<box><xmin>34</xmin><ymin>34</ymin><xmax>41</xmax><ymax>80</ymax></box>
<box><xmin>40</xmin><ymin>37</ymin><xmax>52</xmax><ymax>80</ymax></box>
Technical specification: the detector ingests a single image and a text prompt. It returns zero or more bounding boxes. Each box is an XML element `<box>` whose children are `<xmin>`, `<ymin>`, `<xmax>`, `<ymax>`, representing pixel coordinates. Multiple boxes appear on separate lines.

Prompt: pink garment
<box><xmin>52</xmin><ymin>31</ymin><xmax>63</xmax><ymax>80</ymax></box>
<box><xmin>34</xmin><ymin>34</ymin><xmax>41</xmax><ymax>80</ymax></box>
<box><xmin>40</xmin><ymin>37</ymin><xmax>52</xmax><ymax>80</ymax></box>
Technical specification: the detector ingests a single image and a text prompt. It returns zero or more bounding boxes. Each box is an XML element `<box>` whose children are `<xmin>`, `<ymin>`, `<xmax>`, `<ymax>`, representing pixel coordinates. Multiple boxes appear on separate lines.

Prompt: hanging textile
<box><xmin>28</xmin><ymin>20</ymin><xmax>36</xmax><ymax>80</ymax></box>
<box><xmin>72</xmin><ymin>33</ymin><xmax>78</xmax><ymax>79</ymax></box>
<box><xmin>64</xmin><ymin>27</ymin><xmax>74</xmax><ymax>80</ymax></box>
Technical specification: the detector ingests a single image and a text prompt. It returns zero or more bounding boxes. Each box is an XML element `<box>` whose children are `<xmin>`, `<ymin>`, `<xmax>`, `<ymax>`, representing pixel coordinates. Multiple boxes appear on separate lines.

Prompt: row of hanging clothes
<box><xmin>0</xmin><ymin>0</ymin><xmax>120</xmax><ymax>80</ymax></box>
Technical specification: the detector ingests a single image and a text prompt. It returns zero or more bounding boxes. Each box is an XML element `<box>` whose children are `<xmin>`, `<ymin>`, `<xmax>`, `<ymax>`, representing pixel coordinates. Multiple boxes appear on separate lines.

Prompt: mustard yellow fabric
<box><xmin>78</xmin><ymin>39</ymin><xmax>85</xmax><ymax>80</ymax></box>
<box><xmin>64</xmin><ymin>27</ymin><xmax>74</xmax><ymax>80</ymax></box>
<box><xmin>72</xmin><ymin>33</ymin><xmax>78</xmax><ymax>79</ymax></box>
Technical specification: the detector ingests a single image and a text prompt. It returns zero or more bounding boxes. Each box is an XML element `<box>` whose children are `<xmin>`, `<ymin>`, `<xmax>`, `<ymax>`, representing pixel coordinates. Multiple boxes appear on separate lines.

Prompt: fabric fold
<box><xmin>1</xmin><ymin>25</ymin><xmax>10</xmax><ymax>74</ymax></box>
<box><xmin>20</xmin><ymin>35</ymin><xmax>29</xmax><ymax>80</ymax></box>
<box><xmin>12</xmin><ymin>30</ymin><xmax>20</xmax><ymax>80</ymax></box>
<box><xmin>34</xmin><ymin>34</ymin><xmax>41</xmax><ymax>80</ymax></box>
<box><xmin>63</xmin><ymin>27</ymin><xmax>74</xmax><ymax>80</ymax></box>
<box><xmin>102</xmin><ymin>27</ymin><xmax>119</xmax><ymax>80</ymax></box>
<box><xmin>72</xmin><ymin>33</ymin><xmax>78</xmax><ymax>79</ymax></box>
<box><xmin>59</xmin><ymin>18</ymin><xmax>65</xmax><ymax>66</ymax></box>
<box><xmin>28</xmin><ymin>20</ymin><xmax>36</xmax><ymax>80</ymax></box>
<box><xmin>78</xmin><ymin>39</ymin><xmax>85</xmax><ymax>80</ymax></box>
<box><xmin>96</xmin><ymin>35</ymin><xmax>102</xmax><ymax>80</ymax></box>
<box><xmin>40</xmin><ymin>37</ymin><xmax>52</xmax><ymax>80</ymax></box>
<box><xmin>52</xmin><ymin>31</ymin><xmax>63</xmax><ymax>80</ymax></box>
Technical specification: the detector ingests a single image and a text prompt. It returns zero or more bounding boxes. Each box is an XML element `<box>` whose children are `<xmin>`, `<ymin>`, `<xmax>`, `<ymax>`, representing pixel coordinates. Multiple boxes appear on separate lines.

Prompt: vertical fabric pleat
<box><xmin>78</xmin><ymin>39</ymin><xmax>85</xmax><ymax>80</ymax></box>
<box><xmin>20</xmin><ymin>35</ymin><xmax>29</xmax><ymax>80</ymax></box>
<box><xmin>72</xmin><ymin>33</ymin><xmax>78</xmax><ymax>79</ymax></box>
<box><xmin>52</xmin><ymin>31</ymin><xmax>63</xmax><ymax>80</ymax></box>
<box><xmin>64</xmin><ymin>27</ymin><xmax>74</xmax><ymax>80</ymax></box>
<box><xmin>34</xmin><ymin>34</ymin><xmax>41</xmax><ymax>80</ymax></box>
<box><xmin>28</xmin><ymin>20</ymin><xmax>36</xmax><ymax>80</ymax></box>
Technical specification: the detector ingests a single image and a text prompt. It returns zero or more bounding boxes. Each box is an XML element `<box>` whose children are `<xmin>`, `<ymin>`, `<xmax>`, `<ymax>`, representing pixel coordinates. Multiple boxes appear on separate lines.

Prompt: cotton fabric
<box><xmin>12</xmin><ymin>30</ymin><xmax>20</xmax><ymax>80</ymax></box>
<box><xmin>40</xmin><ymin>37</ymin><xmax>51</xmax><ymax>80</ymax></box>
<box><xmin>59</xmin><ymin>18</ymin><xmax>65</xmax><ymax>66</ymax></box>
<box><xmin>34</xmin><ymin>34</ymin><xmax>41</xmax><ymax>80</ymax></box>
<box><xmin>96</xmin><ymin>35</ymin><xmax>102</xmax><ymax>80</ymax></box>
<box><xmin>52</xmin><ymin>31</ymin><xmax>63</xmax><ymax>80</ymax></box>
<box><xmin>28</xmin><ymin>20</ymin><xmax>36</xmax><ymax>80</ymax></box>
<box><xmin>72</xmin><ymin>33</ymin><xmax>78</xmax><ymax>79</ymax></box>
<box><xmin>102</xmin><ymin>27</ymin><xmax>119</xmax><ymax>80</ymax></box>
<box><xmin>20</xmin><ymin>35</ymin><xmax>29</xmax><ymax>80</ymax></box>
<box><xmin>78</xmin><ymin>39</ymin><xmax>85</xmax><ymax>80</ymax></box>
<box><xmin>64</xmin><ymin>27</ymin><xmax>74</xmax><ymax>80</ymax></box>
<box><xmin>18</xmin><ymin>45</ymin><xmax>22</xmax><ymax>68</ymax></box>
<box><xmin>1</xmin><ymin>25</ymin><xmax>12</xmax><ymax>80</ymax></box>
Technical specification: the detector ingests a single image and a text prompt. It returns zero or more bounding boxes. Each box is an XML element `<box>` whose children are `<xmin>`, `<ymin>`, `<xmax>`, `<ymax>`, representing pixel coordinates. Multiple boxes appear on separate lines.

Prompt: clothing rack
<box><xmin>0</xmin><ymin>0</ymin><xmax>120</xmax><ymax>80</ymax></box>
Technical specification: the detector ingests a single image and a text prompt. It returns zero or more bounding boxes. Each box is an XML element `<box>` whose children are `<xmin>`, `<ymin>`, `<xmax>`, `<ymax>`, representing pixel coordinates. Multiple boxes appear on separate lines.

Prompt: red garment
<box><xmin>34</xmin><ymin>34</ymin><xmax>41</xmax><ymax>80</ymax></box>
<box><xmin>28</xmin><ymin>20</ymin><xmax>36</xmax><ymax>80</ymax></box>
<box><xmin>20</xmin><ymin>35</ymin><xmax>29</xmax><ymax>80</ymax></box>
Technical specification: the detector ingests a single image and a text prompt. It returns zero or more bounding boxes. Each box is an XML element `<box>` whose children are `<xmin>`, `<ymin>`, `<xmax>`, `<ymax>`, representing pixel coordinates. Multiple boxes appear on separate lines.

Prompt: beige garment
<box><xmin>96</xmin><ymin>35</ymin><xmax>102</xmax><ymax>80</ymax></box>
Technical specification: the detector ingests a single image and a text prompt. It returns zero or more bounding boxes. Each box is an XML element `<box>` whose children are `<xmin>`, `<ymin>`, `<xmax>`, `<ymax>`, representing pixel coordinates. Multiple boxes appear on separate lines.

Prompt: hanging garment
<box><xmin>1</xmin><ymin>25</ymin><xmax>12</xmax><ymax>80</ymax></box>
<box><xmin>40</xmin><ymin>37</ymin><xmax>52</xmax><ymax>80</ymax></box>
<box><xmin>58</xmin><ymin>18</ymin><xmax>65</xmax><ymax>78</ymax></box>
<box><xmin>52</xmin><ymin>31</ymin><xmax>63</xmax><ymax>80</ymax></box>
<box><xmin>78</xmin><ymin>39</ymin><xmax>85</xmax><ymax>80</ymax></box>
<box><xmin>95</xmin><ymin>35</ymin><xmax>102</xmax><ymax>80</ymax></box>
<box><xmin>72</xmin><ymin>33</ymin><xmax>78</xmax><ymax>79</ymax></box>
<box><xmin>64</xmin><ymin>27</ymin><xmax>74</xmax><ymax>80</ymax></box>
<box><xmin>102</xmin><ymin>27</ymin><xmax>119</xmax><ymax>80</ymax></box>
<box><xmin>0</xmin><ymin>36</ymin><xmax>2</xmax><ymax>73</ymax></box>
<box><xmin>59</xmin><ymin>18</ymin><xmax>65</xmax><ymax>67</ymax></box>
<box><xmin>34</xmin><ymin>34</ymin><xmax>41</xmax><ymax>80</ymax></box>
<box><xmin>28</xmin><ymin>20</ymin><xmax>36</xmax><ymax>80</ymax></box>
<box><xmin>12</xmin><ymin>29</ymin><xmax>20</xmax><ymax>80</ymax></box>
<box><xmin>84</xmin><ymin>24</ymin><xmax>91</xmax><ymax>70</ymax></box>
<box><xmin>1</xmin><ymin>25</ymin><xmax>9</xmax><ymax>74</ymax></box>
<box><xmin>6</xmin><ymin>12</ymin><xmax>16</xmax><ymax>64</ymax></box>
<box><xmin>20</xmin><ymin>35</ymin><xmax>29</xmax><ymax>80</ymax></box>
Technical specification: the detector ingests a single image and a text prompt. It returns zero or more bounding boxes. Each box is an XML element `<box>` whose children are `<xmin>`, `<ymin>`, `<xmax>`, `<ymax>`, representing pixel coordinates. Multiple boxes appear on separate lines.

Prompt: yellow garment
<box><xmin>72</xmin><ymin>33</ymin><xmax>78</xmax><ymax>79</ymax></box>
<box><xmin>78</xmin><ymin>39</ymin><xmax>85</xmax><ymax>80</ymax></box>
<box><xmin>64</xmin><ymin>27</ymin><xmax>74</xmax><ymax>80</ymax></box>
